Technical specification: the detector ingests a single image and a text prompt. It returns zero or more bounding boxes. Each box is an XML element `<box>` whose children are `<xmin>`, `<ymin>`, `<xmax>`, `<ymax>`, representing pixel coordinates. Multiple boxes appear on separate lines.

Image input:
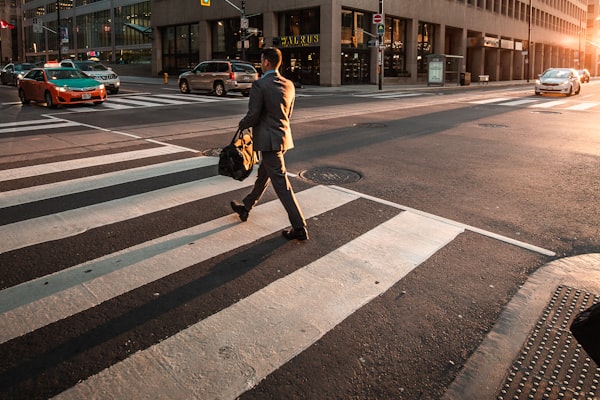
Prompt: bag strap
<box><xmin>231</xmin><ymin>128</ymin><xmax>251</xmax><ymax>144</ymax></box>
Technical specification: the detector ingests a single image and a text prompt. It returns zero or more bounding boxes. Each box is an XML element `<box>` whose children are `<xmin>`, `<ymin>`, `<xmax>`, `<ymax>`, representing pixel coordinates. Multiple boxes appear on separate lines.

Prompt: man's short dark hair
<box><xmin>262</xmin><ymin>47</ymin><xmax>282</xmax><ymax>69</ymax></box>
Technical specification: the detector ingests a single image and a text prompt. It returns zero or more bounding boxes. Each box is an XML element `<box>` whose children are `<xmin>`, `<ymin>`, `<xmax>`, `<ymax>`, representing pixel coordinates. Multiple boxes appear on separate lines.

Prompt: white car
<box><xmin>59</xmin><ymin>60</ymin><xmax>120</xmax><ymax>94</ymax></box>
<box><xmin>534</xmin><ymin>68</ymin><xmax>581</xmax><ymax>96</ymax></box>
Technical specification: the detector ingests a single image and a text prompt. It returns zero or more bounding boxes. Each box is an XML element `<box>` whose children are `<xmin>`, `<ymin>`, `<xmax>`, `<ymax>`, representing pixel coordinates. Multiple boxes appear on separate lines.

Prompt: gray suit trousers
<box><xmin>242</xmin><ymin>150</ymin><xmax>306</xmax><ymax>229</ymax></box>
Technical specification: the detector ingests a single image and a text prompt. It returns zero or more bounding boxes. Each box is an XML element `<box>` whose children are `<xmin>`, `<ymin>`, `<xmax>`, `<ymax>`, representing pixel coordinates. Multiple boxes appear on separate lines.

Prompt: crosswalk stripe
<box><xmin>530</xmin><ymin>100</ymin><xmax>568</xmax><ymax>108</ymax></box>
<box><xmin>100</xmin><ymin>101</ymin><xmax>135</xmax><ymax>109</ymax></box>
<box><xmin>565</xmin><ymin>102</ymin><xmax>598</xmax><ymax>110</ymax></box>
<box><xmin>355</xmin><ymin>93</ymin><xmax>422</xmax><ymax>99</ymax></box>
<box><xmin>103</xmin><ymin>97</ymin><xmax>168</xmax><ymax>107</ymax></box>
<box><xmin>498</xmin><ymin>99</ymin><xmax>539</xmax><ymax>106</ymax></box>
<box><xmin>153</xmin><ymin>94</ymin><xmax>223</xmax><ymax>103</ymax></box>
<box><xmin>0</xmin><ymin>172</ymin><xmax>255</xmax><ymax>254</ymax></box>
<box><xmin>0</xmin><ymin>120</ymin><xmax>79</xmax><ymax>134</ymax></box>
<box><xmin>1</xmin><ymin>157</ymin><xmax>214</xmax><ymax>208</ymax></box>
<box><xmin>470</xmin><ymin>97</ymin><xmax>511</xmax><ymax>104</ymax></box>
<box><xmin>132</xmin><ymin>95</ymin><xmax>191</xmax><ymax>105</ymax></box>
<box><xmin>0</xmin><ymin>185</ymin><xmax>359</xmax><ymax>343</ymax></box>
<box><xmin>0</xmin><ymin>145</ymin><xmax>188</xmax><ymax>182</ymax></box>
<box><xmin>53</xmin><ymin>210</ymin><xmax>463</xmax><ymax>399</ymax></box>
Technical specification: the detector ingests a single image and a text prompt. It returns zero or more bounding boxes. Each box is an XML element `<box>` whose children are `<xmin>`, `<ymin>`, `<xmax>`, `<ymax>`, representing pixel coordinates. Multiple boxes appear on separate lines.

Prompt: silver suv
<box><xmin>59</xmin><ymin>60</ymin><xmax>121</xmax><ymax>94</ymax></box>
<box><xmin>178</xmin><ymin>60</ymin><xmax>258</xmax><ymax>97</ymax></box>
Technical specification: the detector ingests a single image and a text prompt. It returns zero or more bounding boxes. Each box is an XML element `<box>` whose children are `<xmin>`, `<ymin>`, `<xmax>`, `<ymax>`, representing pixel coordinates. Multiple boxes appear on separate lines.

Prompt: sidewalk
<box><xmin>119</xmin><ymin>70</ymin><xmax>599</xmax><ymax>399</ymax></box>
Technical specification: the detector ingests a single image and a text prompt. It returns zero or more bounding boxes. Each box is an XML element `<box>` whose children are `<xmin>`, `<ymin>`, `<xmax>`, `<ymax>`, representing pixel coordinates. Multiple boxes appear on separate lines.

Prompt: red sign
<box><xmin>373</xmin><ymin>14</ymin><xmax>383</xmax><ymax>24</ymax></box>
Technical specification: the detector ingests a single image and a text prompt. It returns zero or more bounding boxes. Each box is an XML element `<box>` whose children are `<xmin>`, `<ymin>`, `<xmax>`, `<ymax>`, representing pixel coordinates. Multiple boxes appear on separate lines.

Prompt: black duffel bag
<box><xmin>218</xmin><ymin>128</ymin><xmax>257</xmax><ymax>181</ymax></box>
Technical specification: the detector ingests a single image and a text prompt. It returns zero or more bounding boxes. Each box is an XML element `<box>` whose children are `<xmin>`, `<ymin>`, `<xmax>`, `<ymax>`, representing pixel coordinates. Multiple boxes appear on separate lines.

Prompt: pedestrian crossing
<box><xmin>0</xmin><ymin>144</ymin><xmax>553</xmax><ymax>399</ymax></box>
<box><xmin>67</xmin><ymin>93</ymin><xmax>243</xmax><ymax>113</ymax></box>
<box><xmin>469</xmin><ymin>96</ymin><xmax>599</xmax><ymax>111</ymax></box>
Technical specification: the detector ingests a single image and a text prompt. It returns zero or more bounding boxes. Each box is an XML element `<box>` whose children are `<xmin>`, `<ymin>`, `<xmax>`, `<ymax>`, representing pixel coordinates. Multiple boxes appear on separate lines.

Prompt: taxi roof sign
<box><xmin>200</xmin><ymin>0</ymin><xmax>210</xmax><ymax>6</ymax></box>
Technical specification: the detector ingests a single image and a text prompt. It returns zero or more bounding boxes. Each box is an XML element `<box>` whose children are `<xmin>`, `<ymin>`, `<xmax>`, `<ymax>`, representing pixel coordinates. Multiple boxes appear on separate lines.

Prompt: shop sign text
<box><xmin>278</xmin><ymin>34</ymin><xmax>320</xmax><ymax>48</ymax></box>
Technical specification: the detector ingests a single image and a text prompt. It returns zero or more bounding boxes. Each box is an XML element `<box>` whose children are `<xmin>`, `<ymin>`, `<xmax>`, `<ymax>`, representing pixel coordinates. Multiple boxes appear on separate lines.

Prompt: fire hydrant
<box><xmin>163</xmin><ymin>72</ymin><xmax>169</xmax><ymax>84</ymax></box>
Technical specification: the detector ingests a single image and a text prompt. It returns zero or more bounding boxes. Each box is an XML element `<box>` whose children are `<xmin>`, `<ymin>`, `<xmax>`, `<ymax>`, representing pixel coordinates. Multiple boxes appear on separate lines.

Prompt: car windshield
<box><xmin>76</xmin><ymin>62</ymin><xmax>109</xmax><ymax>71</ymax></box>
<box><xmin>47</xmin><ymin>69</ymin><xmax>88</xmax><ymax>80</ymax></box>
<box><xmin>543</xmin><ymin>70</ymin><xmax>570</xmax><ymax>79</ymax></box>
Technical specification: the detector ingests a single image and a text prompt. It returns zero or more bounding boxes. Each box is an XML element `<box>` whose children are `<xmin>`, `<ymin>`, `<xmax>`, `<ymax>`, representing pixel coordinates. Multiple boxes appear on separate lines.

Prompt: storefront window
<box><xmin>417</xmin><ymin>22</ymin><xmax>435</xmax><ymax>74</ymax></box>
<box><xmin>384</xmin><ymin>17</ymin><xmax>408</xmax><ymax>77</ymax></box>
<box><xmin>162</xmin><ymin>24</ymin><xmax>199</xmax><ymax>73</ymax></box>
<box><xmin>341</xmin><ymin>9</ymin><xmax>371</xmax><ymax>84</ymax></box>
<box><xmin>276</xmin><ymin>8</ymin><xmax>320</xmax><ymax>85</ymax></box>
<box><xmin>211</xmin><ymin>15</ymin><xmax>263</xmax><ymax>62</ymax></box>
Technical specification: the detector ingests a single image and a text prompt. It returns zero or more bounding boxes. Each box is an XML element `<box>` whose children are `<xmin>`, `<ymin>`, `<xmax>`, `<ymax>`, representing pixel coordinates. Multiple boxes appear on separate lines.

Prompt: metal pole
<box><xmin>578</xmin><ymin>18</ymin><xmax>582</xmax><ymax>69</ymax></box>
<box><xmin>57</xmin><ymin>0</ymin><xmax>61</xmax><ymax>60</ymax></box>
<box><xmin>378</xmin><ymin>0</ymin><xmax>383</xmax><ymax>90</ymax></box>
<box><xmin>241</xmin><ymin>0</ymin><xmax>246</xmax><ymax>61</ymax></box>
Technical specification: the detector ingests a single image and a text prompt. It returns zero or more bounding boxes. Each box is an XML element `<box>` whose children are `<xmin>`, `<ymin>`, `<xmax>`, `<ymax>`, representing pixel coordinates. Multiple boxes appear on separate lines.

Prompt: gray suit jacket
<box><xmin>239</xmin><ymin>71</ymin><xmax>295</xmax><ymax>152</ymax></box>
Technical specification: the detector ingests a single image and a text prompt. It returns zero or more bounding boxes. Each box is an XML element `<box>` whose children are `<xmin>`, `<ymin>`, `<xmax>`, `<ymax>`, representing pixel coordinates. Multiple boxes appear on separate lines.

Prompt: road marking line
<box><xmin>565</xmin><ymin>102</ymin><xmax>598</xmax><ymax>110</ymax></box>
<box><xmin>0</xmin><ymin>146</ymin><xmax>187</xmax><ymax>182</ymax></box>
<box><xmin>530</xmin><ymin>100</ymin><xmax>568</xmax><ymax>108</ymax></box>
<box><xmin>53</xmin><ymin>211</ymin><xmax>463</xmax><ymax>400</ymax></box>
<box><xmin>153</xmin><ymin>94</ymin><xmax>223</xmax><ymax>102</ymax></box>
<box><xmin>469</xmin><ymin>97</ymin><xmax>512</xmax><ymax>104</ymax></box>
<box><xmin>330</xmin><ymin>186</ymin><xmax>556</xmax><ymax>257</ymax></box>
<box><xmin>0</xmin><ymin>120</ymin><xmax>79</xmax><ymax>134</ymax></box>
<box><xmin>0</xmin><ymin>172</ymin><xmax>255</xmax><ymax>254</ymax></box>
<box><xmin>0</xmin><ymin>185</ymin><xmax>360</xmax><ymax>343</ymax></box>
<box><xmin>498</xmin><ymin>99</ymin><xmax>539</xmax><ymax>106</ymax></box>
<box><xmin>1</xmin><ymin>157</ymin><xmax>215</xmax><ymax>207</ymax></box>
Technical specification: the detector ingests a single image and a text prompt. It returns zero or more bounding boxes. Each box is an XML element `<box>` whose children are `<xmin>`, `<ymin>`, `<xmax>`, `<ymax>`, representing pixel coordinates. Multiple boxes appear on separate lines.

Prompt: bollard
<box><xmin>163</xmin><ymin>72</ymin><xmax>169</xmax><ymax>84</ymax></box>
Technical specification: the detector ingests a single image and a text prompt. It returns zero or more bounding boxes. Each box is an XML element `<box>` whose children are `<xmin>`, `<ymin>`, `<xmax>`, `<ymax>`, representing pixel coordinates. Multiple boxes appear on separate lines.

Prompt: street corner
<box><xmin>444</xmin><ymin>253</ymin><xmax>600</xmax><ymax>400</ymax></box>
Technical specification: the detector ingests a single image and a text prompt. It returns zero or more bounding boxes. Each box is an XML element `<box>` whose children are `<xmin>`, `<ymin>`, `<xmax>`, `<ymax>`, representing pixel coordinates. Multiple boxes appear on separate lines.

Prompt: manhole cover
<box><xmin>479</xmin><ymin>123</ymin><xmax>509</xmax><ymax>128</ymax></box>
<box><xmin>353</xmin><ymin>123</ymin><xmax>387</xmax><ymax>129</ymax></box>
<box><xmin>299</xmin><ymin>167</ymin><xmax>362</xmax><ymax>185</ymax></box>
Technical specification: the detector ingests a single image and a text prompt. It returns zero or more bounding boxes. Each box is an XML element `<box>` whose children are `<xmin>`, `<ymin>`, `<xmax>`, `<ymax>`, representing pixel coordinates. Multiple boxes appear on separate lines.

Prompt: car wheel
<box><xmin>109</xmin><ymin>88</ymin><xmax>119</xmax><ymax>95</ymax></box>
<box><xmin>575</xmin><ymin>85</ymin><xmax>581</xmax><ymax>95</ymax></box>
<box><xmin>213</xmin><ymin>81</ymin><xmax>226</xmax><ymax>97</ymax></box>
<box><xmin>45</xmin><ymin>91</ymin><xmax>57</xmax><ymax>108</ymax></box>
<box><xmin>179</xmin><ymin>80</ymin><xmax>191</xmax><ymax>94</ymax></box>
<box><xmin>18</xmin><ymin>88</ymin><xmax>30</xmax><ymax>104</ymax></box>
<box><xmin>242</xmin><ymin>90</ymin><xmax>250</xmax><ymax>97</ymax></box>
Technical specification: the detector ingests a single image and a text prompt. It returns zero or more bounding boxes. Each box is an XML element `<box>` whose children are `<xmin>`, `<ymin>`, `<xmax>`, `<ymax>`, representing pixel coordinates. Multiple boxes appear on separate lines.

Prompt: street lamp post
<box><xmin>526</xmin><ymin>0</ymin><xmax>532</xmax><ymax>82</ymax></box>
<box><xmin>57</xmin><ymin>0</ymin><xmax>61</xmax><ymax>60</ymax></box>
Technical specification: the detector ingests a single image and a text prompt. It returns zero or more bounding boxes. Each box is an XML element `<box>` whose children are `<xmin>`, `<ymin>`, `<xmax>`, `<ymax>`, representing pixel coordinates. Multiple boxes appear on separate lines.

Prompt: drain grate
<box><xmin>497</xmin><ymin>285</ymin><xmax>600</xmax><ymax>400</ymax></box>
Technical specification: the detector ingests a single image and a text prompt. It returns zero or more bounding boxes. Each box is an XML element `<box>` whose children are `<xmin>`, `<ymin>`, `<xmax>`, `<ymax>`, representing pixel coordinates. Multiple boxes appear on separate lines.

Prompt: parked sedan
<box><xmin>17</xmin><ymin>67</ymin><xmax>107</xmax><ymax>108</ymax></box>
<box><xmin>534</xmin><ymin>68</ymin><xmax>581</xmax><ymax>96</ymax></box>
<box><xmin>1</xmin><ymin>63</ymin><xmax>36</xmax><ymax>86</ymax></box>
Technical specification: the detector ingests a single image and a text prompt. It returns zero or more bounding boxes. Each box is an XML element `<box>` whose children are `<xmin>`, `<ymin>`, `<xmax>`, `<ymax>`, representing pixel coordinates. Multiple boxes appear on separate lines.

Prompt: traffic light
<box><xmin>200</xmin><ymin>0</ymin><xmax>210</xmax><ymax>6</ymax></box>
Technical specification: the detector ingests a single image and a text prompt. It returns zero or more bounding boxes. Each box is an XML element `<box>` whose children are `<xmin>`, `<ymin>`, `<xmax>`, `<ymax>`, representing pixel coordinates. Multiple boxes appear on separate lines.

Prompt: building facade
<box><xmin>0</xmin><ymin>0</ymin><xmax>19</xmax><ymax>63</ymax></box>
<box><xmin>151</xmin><ymin>0</ymin><xmax>592</xmax><ymax>86</ymax></box>
<box><xmin>20</xmin><ymin>0</ymin><xmax>152</xmax><ymax>64</ymax></box>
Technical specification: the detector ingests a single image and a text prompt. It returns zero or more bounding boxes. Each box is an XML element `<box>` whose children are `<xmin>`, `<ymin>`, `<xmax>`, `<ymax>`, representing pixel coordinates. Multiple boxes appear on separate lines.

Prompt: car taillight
<box><xmin>229</xmin><ymin>72</ymin><xmax>235</xmax><ymax>80</ymax></box>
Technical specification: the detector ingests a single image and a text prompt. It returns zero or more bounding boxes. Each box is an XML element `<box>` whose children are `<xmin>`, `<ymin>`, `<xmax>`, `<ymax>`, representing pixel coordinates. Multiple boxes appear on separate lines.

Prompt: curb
<box><xmin>444</xmin><ymin>254</ymin><xmax>600</xmax><ymax>399</ymax></box>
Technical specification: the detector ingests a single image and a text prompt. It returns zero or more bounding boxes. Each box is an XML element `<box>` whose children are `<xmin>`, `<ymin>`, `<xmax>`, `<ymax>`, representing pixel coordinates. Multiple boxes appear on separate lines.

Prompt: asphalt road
<box><xmin>1</xmin><ymin>80</ymin><xmax>599</xmax><ymax>399</ymax></box>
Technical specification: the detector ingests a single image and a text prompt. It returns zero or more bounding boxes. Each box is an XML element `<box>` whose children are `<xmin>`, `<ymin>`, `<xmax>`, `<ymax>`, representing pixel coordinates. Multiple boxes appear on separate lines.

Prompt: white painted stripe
<box><xmin>469</xmin><ymin>97</ymin><xmax>511</xmax><ymax>104</ymax></box>
<box><xmin>132</xmin><ymin>95</ymin><xmax>191</xmax><ymax>105</ymax></box>
<box><xmin>498</xmin><ymin>99</ymin><xmax>539</xmax><ymax>106</ymax></box>
<box><xmin>0</xmin><ymin>119</ymin><xmax>68</xmax><ymax>128</ymax></box>
<box><xmin>100</xmin><ymin>102</ymin><xmax>134</xmax><ymax>109</ymax></box>
<box><xmin>0</xmin><ymin>146</ymin><xmax>187</xmax><ymax>182</ymax></box>
<box><xmin>565</xmin><ymin>102</ymin><xmax>598</xmax><ymax>110</ymax></box>
<box><xmin>104</xmin><ymin>98</ymin><xmax>165</xmax><ymax>107</ymax></box>
<box><xmin>0</xmin><ymin>172</ymin><xmax>255</xmax><ymax>254</ymax></box>
<box><xmin>0</xmin><ymin>121</ymin><xmax>80</xmax><ymax>134</ymax></box>
<box><xmin>0</xmin><ymin>185</ymin><xmax>359</xmax><ymax>343</ymax></box>
<box><xmin>355</xmin><ymin>93</ymin><xmax>421</xmax><ymax>98</ymax></box>
<box><xmin>0</xmin><ymin>157</ymin><xmax>214</xmax><ymax>207</ymax></box>
<box><xmin>53</xmin><ymin>211</ymin><xmax>462</xmax><ymax>400</ymax></box>
<box><xmin>330</xmin><ymin>185</ymin><xmax>556</xmax><ymax>257</ymax></box>
<box><xmin>153</xmin><ymin>94</ymin><xmax>222</xmax><ymax>103</ymax></box>
<box><xmin>530</xmin><ymin>100</ymin><xmax>568</xmax><ymax>108</ymax></box>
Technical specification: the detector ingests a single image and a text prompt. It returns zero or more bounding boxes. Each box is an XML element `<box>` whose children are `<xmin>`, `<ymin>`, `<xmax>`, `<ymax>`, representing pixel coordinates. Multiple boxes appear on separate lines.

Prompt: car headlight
<box><xmin>99</xmin><ymin>84</ymin><xmax>105</xmax><ymax>90</ymax></box>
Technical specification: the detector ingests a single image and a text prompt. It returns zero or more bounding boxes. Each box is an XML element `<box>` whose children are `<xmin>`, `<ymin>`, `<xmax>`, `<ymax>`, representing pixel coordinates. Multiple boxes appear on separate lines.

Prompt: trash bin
<box><xmin>460</xmin><ymin>72</ymin><xmax>471</xmax><ymax>86</ymax></box>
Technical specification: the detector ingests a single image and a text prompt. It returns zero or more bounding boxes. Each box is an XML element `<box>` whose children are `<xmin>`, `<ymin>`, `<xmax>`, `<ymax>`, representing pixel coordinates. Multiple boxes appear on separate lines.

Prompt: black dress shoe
<box><xmin>282</xmin><ymin>227</ymin><xmax>309</xmax><ymax>241</ymax></box>
<box><xmin>230</xmin><ymin>201</ymin><xmax>249</xmax><ymax>222</ymax></box>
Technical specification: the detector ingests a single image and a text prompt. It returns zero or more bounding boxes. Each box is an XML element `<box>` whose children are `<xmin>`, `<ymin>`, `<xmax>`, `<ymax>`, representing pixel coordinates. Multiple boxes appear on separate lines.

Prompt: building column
<box><xmin>319</xmin><ymin>2</ymin><xmax>341</xmax><ymax>86</ymax></box>
<box><xmin>407</xmin><ymin>17</ymin><xmax>418</xmax><ymax>83</ymax></box>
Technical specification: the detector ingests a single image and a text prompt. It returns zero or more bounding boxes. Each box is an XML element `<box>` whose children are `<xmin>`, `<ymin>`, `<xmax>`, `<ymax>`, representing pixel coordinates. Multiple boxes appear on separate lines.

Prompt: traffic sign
<box><xmin>376</xmin><ymin>23</ymin><xmax>385</xmax><ymax>35</ymax></box>
<box><xmin>373</xmin><ymin>14</ymin><xmax>383</xmax><ymax>24</ymax></box>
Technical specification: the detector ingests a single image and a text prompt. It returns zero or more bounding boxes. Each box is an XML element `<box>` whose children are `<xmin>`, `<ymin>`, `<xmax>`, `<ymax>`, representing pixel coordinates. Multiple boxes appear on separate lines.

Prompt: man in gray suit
<box><xmin>230</xmin><ymin>47</ymin><xmax>308</xmax><ymax>241</ymax></box>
